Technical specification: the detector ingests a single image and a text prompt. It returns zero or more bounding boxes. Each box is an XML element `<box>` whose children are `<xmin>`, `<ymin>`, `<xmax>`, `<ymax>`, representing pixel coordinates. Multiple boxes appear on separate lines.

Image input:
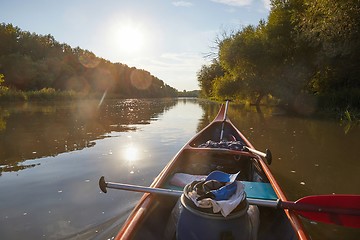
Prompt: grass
<box><xmin>0</xmin><ymin>88</ymin><xmax>80</xmax><ymax>102</ymax></box>
<box><xmin>340</xmin><ymin>109</ymin><xmax>360</xmax><ymax>123</ymax></box>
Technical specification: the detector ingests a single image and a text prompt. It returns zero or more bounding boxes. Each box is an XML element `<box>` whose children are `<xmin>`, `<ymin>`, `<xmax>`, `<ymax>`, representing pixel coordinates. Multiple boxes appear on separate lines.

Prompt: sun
<box><xmin>113</xmin><ymin>23</ymin><xmax>144</xmax><ymax>53</ymax></box>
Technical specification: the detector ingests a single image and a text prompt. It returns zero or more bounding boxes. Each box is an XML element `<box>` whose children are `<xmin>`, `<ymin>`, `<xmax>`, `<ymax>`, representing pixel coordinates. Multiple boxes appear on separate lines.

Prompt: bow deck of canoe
<box><xmin>113</xmin><ymin>103</ymin><xmax>308</xmax><ymax>240</ymax></box>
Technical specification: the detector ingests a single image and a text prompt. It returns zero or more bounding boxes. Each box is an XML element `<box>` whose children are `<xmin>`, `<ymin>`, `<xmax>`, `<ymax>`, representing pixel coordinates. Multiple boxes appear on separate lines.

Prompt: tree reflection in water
<box><xmin>0</xmin><ymin>99</ymin><xmax>177</xmax><ymax>175</ymax></box>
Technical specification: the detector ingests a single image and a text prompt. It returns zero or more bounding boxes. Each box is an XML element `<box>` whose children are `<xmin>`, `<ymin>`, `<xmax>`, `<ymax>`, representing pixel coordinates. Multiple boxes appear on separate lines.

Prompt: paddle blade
<box><xmin>99</xmin><ymin>176</ymin><xmax>107</xmax><ymax>193</ymax></box>
<box><xmin>295</xmin><ymin>194</ymin><xmax>360</xmax><ymax>228</ymax></box>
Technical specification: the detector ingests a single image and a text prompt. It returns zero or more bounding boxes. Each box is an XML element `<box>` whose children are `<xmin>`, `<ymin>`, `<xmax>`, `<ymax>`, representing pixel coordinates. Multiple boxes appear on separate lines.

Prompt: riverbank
<box><xmin>0</xmin><ymin>88</ymin><xmax>80</xmax><ymax>101</ymax></box>
<box><xmin>212</xmin><ymin>97</ymin><xmax>360</xmax><ymax>124</ymax></box>
<box><xmin>1</xmin><ymin>88</ymin><xmax>358</xmax><ymax>123</ymax></box>
<box><xmin>0</xmin><ymin>88</ymin><xmax>200</xmax><ymax>102</ymax></box>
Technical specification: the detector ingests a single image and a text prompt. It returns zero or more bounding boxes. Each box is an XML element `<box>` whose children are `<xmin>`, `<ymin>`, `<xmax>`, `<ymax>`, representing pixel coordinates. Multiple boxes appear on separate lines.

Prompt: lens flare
<box><xmin>130</xmin><ymin>70</ymin><xmax>152</xmax><ymax>90</ymax></box>
<box><xmin>78</xmin><ymin>53</ymin><xmax>100</xmax><ymax>68</ymax></box>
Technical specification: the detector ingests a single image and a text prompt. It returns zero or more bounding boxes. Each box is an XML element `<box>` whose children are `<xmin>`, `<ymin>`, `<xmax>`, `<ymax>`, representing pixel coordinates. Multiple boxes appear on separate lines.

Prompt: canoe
<box><xmin>113</xmin><ymin>102</ymin><xmax>308</xmax><ymax>239</ymax></box>
<box><xmin>111</xmin><ymin>102</ymin><xmax>307</xmax><ymax>239</ymax></box>
<box><xmin>100</xmin><ymin>102</ymin><xmax>360</xmax><ymax>239</ymax></box>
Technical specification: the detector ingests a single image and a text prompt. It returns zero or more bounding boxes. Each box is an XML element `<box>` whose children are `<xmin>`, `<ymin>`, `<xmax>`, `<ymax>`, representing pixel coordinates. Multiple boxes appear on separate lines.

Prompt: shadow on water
<box><xmin>0</xmin><ymin>99</ymin><xmax>177</xmax><ymax>175</ymax></box>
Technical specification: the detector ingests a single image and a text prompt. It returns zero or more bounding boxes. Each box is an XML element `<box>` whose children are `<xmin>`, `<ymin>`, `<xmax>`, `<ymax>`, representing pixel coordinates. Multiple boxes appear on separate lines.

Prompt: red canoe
<box><xmin>112</xmin><ymin>102</ymin><xmax>310</xmax><ymax>239</ymax></box>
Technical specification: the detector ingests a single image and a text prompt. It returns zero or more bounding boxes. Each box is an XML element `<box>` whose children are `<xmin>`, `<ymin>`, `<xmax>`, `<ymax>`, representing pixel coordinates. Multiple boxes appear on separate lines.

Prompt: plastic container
<box><xmin>176</xmin><ymin>188</ymin><xmax>259</xmax><ymax>240</ymax></box>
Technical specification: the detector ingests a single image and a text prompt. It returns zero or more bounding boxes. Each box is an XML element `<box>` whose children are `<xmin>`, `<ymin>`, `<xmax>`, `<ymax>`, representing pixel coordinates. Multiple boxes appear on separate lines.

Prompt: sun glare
<box><xmin>123</xmin><ymin>145</ymin><xmax>140</xmax><ymax>162</ymax></box>
<box><xmin>113</xmin><ymin>23</ymin><xmax>144</xmax><ymax>53</ymax></box>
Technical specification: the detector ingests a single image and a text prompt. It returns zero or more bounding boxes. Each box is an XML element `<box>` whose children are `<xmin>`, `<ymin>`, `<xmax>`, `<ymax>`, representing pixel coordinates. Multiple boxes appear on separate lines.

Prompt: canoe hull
<box><xmin>115</xmin><ymin>103</ymin><xmax>308</xmax><ymax>240</ymax></box>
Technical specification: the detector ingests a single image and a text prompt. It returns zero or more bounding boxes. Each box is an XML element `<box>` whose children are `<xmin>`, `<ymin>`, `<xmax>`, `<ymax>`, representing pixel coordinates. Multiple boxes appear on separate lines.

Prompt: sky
<box><xmin>0</xmin><ymin>0</ymin><xmax>270</xmax><ymax>91</ymax></box>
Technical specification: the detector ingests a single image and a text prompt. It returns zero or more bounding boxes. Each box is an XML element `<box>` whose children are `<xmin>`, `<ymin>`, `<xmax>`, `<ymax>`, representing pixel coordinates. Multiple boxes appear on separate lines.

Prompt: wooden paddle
<box><xmin>99</xmin><ymin>176</ymin><xmax>360</xmax><ymax>228</ymax></box>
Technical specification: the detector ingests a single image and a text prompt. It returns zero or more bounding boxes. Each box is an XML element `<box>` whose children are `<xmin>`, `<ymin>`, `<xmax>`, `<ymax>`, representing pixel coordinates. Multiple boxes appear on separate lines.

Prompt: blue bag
<box><xmin>205</xmin><ymin>171</ymin><xmax>240</xmax><ymax>201</ymax></box>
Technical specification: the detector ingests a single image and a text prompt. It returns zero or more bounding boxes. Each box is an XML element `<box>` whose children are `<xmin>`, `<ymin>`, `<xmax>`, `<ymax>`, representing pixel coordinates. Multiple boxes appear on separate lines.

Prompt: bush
<box><xmin>0</xmin><ymin>89</ymin><xmax>27</xmax><ymax>101</ymax></box>
<box><xmin>0</xmin><ymin>88</ymin><xmax>79</xmax><ymax>102</ymax></box>
<box><xmin>318</xmin><ymin>88</ymin><xmax>360</xmax><ymax>110</ymax></box>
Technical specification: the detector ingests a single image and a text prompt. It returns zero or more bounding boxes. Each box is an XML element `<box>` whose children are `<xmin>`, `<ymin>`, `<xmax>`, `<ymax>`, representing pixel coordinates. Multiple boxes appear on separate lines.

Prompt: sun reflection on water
<box><xmin>121</xmin><ymin>143</ymin><xmax>142</xmax><ymax>175</ymax></box>
<box><xmin>123</xmin><ymin>145</ymin><xmax>140</xmax><ymax>163</ymax></box>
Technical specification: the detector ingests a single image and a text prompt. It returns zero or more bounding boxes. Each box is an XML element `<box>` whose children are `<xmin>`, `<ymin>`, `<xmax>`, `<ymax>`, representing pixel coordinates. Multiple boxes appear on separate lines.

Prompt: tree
<box><xmin>0</xmin><ymin>23</ymin><xmax>178</xmax><ymax>98</ymax></box>
<box><xmin>217</xmin><ymin>23</ymin><xmax>275</xmax><ymax>104</ymax></box>
<box><xmin>197</xmin><ymin>0</ymin><xmax>359</xmax><ymax>111</ymax></box>
<box><xmin>197</xmin><ymin>59</ymin><xmax>224</xmax><ymax>98</ymax></box>
<box><xmin>297</xmin><ymin>0</ymin><xmax>360</xmax><ymax>108</ymax></box>
<box><xmin>266</xmin><ymin>0</ymin><xmax>315</xmax><ymax>106</ymax></box>
<box><xmin>298</xmin><ymin>0</ymin><xmax>360</xmax><ymax>57</ymax></box>
<box><xmin>0</xmin><ymin>23</ymin><xmax>19</xmax><ymax>56</ymax></box>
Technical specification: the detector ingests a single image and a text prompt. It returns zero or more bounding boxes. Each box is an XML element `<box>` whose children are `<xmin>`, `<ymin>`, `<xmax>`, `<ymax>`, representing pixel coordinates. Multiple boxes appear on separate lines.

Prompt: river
<box><xmin>0</xmin><ymin>98</ymin><xmax>359</xmax><ymax>239</ymax></box>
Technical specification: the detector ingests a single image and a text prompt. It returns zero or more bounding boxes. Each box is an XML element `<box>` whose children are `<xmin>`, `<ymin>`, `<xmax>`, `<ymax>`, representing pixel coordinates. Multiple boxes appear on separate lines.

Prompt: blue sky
<box><xmin>0</xmin><ymin>0</ymin><xmax>270</xmax><ymax>91</ymax></box>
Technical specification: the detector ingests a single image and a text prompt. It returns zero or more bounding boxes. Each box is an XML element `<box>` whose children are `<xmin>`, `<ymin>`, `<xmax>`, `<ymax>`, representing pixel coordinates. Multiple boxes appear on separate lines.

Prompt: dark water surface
<box><xmin>0</xmin><ymin>99</ymin><xmax>359</xmax><ymax>239</ymax></box>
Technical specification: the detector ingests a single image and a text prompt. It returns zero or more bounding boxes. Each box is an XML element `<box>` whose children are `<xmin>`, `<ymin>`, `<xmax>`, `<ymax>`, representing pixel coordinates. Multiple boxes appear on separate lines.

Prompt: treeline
<box><xmin>0</xmin><ymin>23</ymin><xmax>177</xmax><ymax>99</ymax></box>
<box><xmin>177</xmin><ymin>90</ymin><xmax>200</xmax><ymax>98</ymax></box>
<box><xmin>198</xmin><ymin>0</ymin><xmax>360</xmax><ymax>114</ymax></box>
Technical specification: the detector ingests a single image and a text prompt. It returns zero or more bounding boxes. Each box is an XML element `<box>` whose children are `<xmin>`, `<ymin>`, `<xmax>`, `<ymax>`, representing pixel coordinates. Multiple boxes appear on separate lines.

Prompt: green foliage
<box><xmin>0</xmin><ymin>88</ymin><xmax>27</xmax><ymax>101</ymax></box>
<box><xmin>298</xmin><ymin>0</ymin><xmax>360</xmax><ymax>57</ymax></box>
<box><xmin>212</xmin><ymin>76</ymin><xmax>240</xmax><ymax>100</ymax></box>
<box><xmin>198</xmin><ymin>0</ymin><xmax>360</xmax><ymax>114</ymax></box>
<box><xmin>177</xmin><ymin>90</ymin><xmax>200</xmax><ymax>98</ymax></box>
<box><xmin>26</xmin><ymin>88</ymin><xmax>78</xmax><ymax>101</ymax></box>
<box><xmin>0</xmin><ymin>23</ymin><xmax>177</xmax><ymax>99</ymax></box>
<box><xmin>0</xmin><ymin>88</ymin><xmax>79</xmax><ymax>101</ymax></box>
<box><xmin>197</xmin><ymin>59</ymin><xmax>224</xmax><ymax>98</ymax></box>
<box><xmin>217</xmin><ymin>23</ymin><xmax>276</xmax><ymax>104</ymax></box>
<box><xmin>297</xmin><ymin>0</ymin><xmax>360</xmax><ymax>98</ymax></box>
<box><xmin>0</xmin><ymin>73</ymin><xmax>4</xmax><ymax>84</ymax></box>
<box><xmin>0</xmin><ymin>73</ymin><xmax>6</xmax><ymax>86</ymax></box>
<box><xmin>0</xmin><ymin>73</ymin><xmax>9</xmax><ymax>94</ymax></box>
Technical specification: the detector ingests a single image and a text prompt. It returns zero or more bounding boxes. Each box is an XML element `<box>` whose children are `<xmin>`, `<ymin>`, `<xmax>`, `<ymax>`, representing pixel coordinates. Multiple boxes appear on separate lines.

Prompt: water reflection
<box><xmin>0</xmin><ymin>99</ymin><xmax>177</xmax><ymax>175</ymax></box>
<box><xmin>122</xmin><ymin>144</ymin><xmax>140</xmax><ymax>162</ymax></box>
<box><xmin>197</xmin><ymin>103</ymin><xmax>360</xmax><ymax>239</ymax></box>
<box><xmin>0</xmin><ymin>99</ymin><xmax>358</xmax><ymax>240</ymax></box>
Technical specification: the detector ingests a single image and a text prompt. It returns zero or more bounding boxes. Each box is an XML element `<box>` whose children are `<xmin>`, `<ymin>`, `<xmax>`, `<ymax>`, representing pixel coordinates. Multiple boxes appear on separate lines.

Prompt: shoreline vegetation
<box><xmin>0</xmin><ymin>87</ymin><xmax>78</xmax><ymax>102</ymax></box>
<box><xmin>197</xmin><ymin>0</ymin><xmax>359</xmax><ymax>122</ymax></box>
<box><xmin>1</xmin><ymin>0</ymin><xmax>359</xmax><ymax>123</ymax></box>
<box><xmin>0</xmin><ymin>87</ymin><xmax>358</xmax><ymax>123</ymax></box>
<box><xmin>0</xmin><ymin>87</ymin><xmax>200</xmax><ymax>102</ymax></box>
<box><xmin>0</xmin><ymin>23</ymin><xmax>178</xmax><ymax>101</ymax></box>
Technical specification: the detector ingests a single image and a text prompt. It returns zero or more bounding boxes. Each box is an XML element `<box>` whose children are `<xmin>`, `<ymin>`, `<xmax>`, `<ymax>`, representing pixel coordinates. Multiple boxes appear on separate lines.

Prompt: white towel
<box><xmin>188</xmin><ymin>181</ymin><xmax>246</xmax><ymax>217</ymax></box>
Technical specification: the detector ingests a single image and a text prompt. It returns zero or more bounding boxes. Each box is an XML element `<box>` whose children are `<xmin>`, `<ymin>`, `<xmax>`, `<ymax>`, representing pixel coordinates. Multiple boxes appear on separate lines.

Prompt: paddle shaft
<box><xmin>245</xmin><ymin>147</ymin><xmax>266</xmax><ymax>158</ymax></box>
<box><xmin>99</xmin><ymin>177</ymin><xmax>360</xmax><ymax>217</ymax></box>
<box><xmin>245</xmin><ymin>146</ymin><xmax>272</xmax><ymax>165</ymax></box>
<box><xmin>104</xmin><ymin>180</ymin><xmax>182</xmax><ymax>197</ymax></box>
<box><xmin>217</xmin><ymin>101</ymin><xmax>272</xmax><ymax>165</ymax></box>
<box><xmin>100</xmin><ymin>177</ymin><xmax>278</xmax><ymax>206</ymax></box>
<box><xmin>220</xmin><ymin>100</ymin><xmax>230</xmax><ymax>141</ymax></box>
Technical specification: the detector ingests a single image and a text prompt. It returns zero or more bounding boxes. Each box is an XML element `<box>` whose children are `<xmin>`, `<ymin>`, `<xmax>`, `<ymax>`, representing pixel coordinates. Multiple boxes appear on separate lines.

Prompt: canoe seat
<box><xmin>165</xmin><ymin>173</ymin><xmax>277</xmax><ymax>201</ymax></box>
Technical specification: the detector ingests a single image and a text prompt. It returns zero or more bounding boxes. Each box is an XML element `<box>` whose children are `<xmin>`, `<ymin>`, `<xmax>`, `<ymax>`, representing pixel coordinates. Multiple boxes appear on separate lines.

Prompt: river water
<box><xmin>0</xmin><ymin>98</ymin><xmax>359</xmax><ymax>239</ymax></box>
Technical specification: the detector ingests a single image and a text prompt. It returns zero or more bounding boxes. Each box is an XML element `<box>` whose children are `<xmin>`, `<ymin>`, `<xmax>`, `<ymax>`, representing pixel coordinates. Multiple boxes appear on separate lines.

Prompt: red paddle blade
<box><xmin>295</xmin><ymin>194</ymin><xmax>360</xmax><ymax>228</ymax></box>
